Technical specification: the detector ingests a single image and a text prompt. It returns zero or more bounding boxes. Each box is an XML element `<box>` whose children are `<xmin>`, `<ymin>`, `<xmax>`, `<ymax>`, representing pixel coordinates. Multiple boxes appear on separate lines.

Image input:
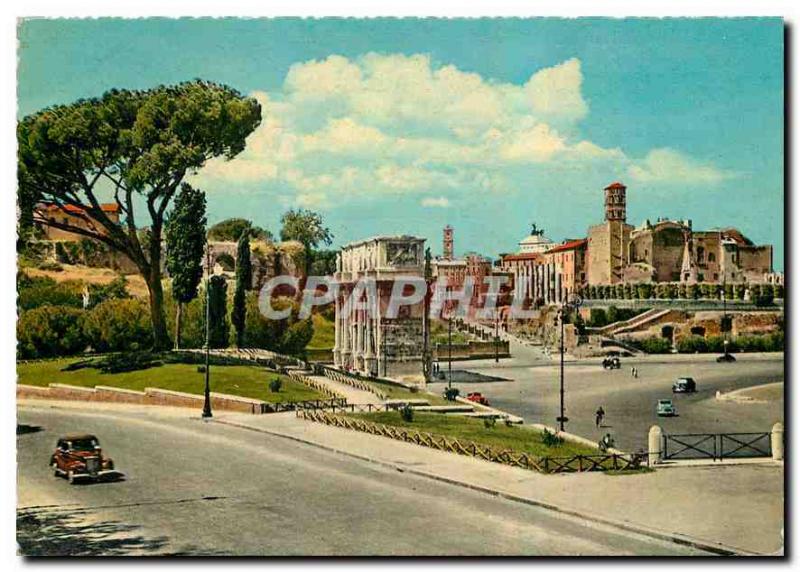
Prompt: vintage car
<box><xmin>50</xmin><ymin>433</ymin><xmax>121</xmax><ymax>483</ymax></box>
<box><xmin>672</xmin><ymin>377</ymin><xmax>697</xmax><ymax>393</ymax></box>
<box><xmin>466</xmin><ymin>392</ymin><xmax>490</xmax><ymax>406</ymax></box>
<box><xmin>656</xmin><ymin>399</ymin><xmax>677</xmax><ymax>417</ymax></box>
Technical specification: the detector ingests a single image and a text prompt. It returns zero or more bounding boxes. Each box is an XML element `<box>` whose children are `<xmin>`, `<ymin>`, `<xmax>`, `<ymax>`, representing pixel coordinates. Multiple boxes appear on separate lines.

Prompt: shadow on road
<box><xmin>17</xmin><ymin>509</ymin><xmax>168</xmax><ymax>556</ymax></box>
<box><xmin>17</xmin><ymin>424</ymin><xmax>43</xmax><ymax>435</ymax></box>
<box><xmin>17</xmin><ymin>508</ymin><xmax>230</xmax><ymax>556</ymax></box>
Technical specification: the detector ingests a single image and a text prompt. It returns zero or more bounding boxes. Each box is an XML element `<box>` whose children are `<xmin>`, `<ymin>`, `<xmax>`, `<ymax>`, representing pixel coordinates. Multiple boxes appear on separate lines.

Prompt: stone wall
<box><xmin>615</xmin><ymin>310</ymin><xmax>782</xmax><ymax>343</ymax></box>
<box><xmin>17</xmin><ymin>384</ymin><xmax>265</xmax><ymax>414</ymax></box>
<box><xmin>434</xmin><ymin>340</ymin><xmax>511</xmax><ymax>360</ymax></box>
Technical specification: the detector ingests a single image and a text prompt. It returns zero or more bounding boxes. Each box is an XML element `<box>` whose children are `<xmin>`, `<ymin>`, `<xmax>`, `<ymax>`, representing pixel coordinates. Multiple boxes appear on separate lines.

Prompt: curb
<box><xmin>212</xmin><ymin>417</ymin><xmax>760</xmax><ymax>556</ymax></box>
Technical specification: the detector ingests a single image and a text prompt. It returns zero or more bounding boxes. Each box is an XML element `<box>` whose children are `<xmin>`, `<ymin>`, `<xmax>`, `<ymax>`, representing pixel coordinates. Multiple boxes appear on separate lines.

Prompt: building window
<box><xmin>708</xmin><ymin>252</ymin><xmax>716</xmax><ymax>263</ymax></box>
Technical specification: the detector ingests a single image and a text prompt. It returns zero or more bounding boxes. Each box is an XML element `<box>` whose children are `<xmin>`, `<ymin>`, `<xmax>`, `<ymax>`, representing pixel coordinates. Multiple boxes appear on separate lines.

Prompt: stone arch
<box><xmin>215</xmin><ymin>252</ymin><xmax>236</xmax><ymax>272</ymax></box>
<box><xmin>690</xmin><ymin>325</ymin><xmax>706</xmax><ymax>337</ymax></box>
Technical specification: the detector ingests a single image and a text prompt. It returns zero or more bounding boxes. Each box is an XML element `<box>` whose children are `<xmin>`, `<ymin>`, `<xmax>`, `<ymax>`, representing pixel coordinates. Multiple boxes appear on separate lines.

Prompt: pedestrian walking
<box><xmin>595</xmin><ymin>406</ymin><xmax>605</xmax><ymax>428</ymax></box>
<box><xmin>634</xmin><ymin>367</ymin><xmax>639</xmax><ymax>378</ymax></box>
<box><xmin>631</xmin><ymin>366</ymin><xmax>635</xmax><ymax>377</ymax></box>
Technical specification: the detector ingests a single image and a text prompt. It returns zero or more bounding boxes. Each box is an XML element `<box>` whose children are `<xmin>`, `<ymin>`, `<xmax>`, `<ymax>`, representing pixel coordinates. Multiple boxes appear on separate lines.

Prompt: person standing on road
<box><xmin>595</xmin><ymin>406</ymin><xmax>605</xmax><ymax>428</ymax></box>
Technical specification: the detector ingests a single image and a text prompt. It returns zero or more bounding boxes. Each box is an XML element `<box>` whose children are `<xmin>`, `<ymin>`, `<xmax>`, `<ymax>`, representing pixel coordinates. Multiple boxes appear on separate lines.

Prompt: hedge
<box><xmin>17</xmin><ymin>305</ymin><xmax>87</xmax><ymax>359</ymax></box>
<box><xmin>578</xmin><ymin>281</ymin><xmax>779</xmax><ymax>303</ymax></box>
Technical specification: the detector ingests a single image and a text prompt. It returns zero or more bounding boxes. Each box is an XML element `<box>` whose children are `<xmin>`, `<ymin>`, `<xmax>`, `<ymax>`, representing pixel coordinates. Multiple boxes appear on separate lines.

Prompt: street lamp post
<box><xmin>721</xmin><ymin>277</ymin><xmax>730</xmax><ymax>359</ymax></box>
<box><xmin>556</xmin><ymin>293</ymin><xmax>582</xmax><ymax>432</ymax></box>
<box><xmin>494</xmin><ymin>309</ymin><xmax>499</xmax><ymax>364</ymax></box>
<box><xmin>202</xmin><ymin>246</ymin><xmax>213</xmax><ymax>419</ymax></box>
<box><xmin>448</xmin><ymin>315</ymin><xmax>453</xmax><ymax>390</ymax></box>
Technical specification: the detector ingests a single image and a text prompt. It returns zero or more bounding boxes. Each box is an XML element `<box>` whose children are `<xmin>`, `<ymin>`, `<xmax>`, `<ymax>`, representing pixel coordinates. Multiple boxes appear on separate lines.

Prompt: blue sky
<box><xmin>18</xmin><ymin>18</ymin><xmax>784</xmax><ymax>269</ymax></box>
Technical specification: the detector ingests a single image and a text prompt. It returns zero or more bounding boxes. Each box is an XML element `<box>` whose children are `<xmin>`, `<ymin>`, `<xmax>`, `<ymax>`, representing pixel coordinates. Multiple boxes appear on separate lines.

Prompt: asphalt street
<box><xmin>430</xmin><ymin>355</ymin><xmax>784</xmax><ymax>451</ymax></box>
<box><xmin>17</xmin><ymin>402</ymin><xmax>703</xmax><ymax>556</ymax></box>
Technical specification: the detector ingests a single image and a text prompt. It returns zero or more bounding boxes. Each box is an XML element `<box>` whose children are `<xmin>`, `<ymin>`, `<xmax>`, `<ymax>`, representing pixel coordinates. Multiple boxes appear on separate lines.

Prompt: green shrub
<box><xmin>624</xmin><ymin>283</ymin><xmax>635</xmax><ymax>299</ymax></box>
<box><xmin>676</xmin><ymin>335</ymin><xmax>708</xmax><ymax>353</ymax></box>
<box><xmin>86</xmin><ymin>275</ymin><xmax>129</xmax><ymax>309</ymax></box>
<box><xmin>164</xmin><ymin>294</ymin><xmax>205</xmax><ymax>349</ymax></box>
<box><xmin>17</xmin><ymin>274</ymin><xmax>83</xmax><ymax>310</ymax></box>
<box><xmin>280</xmin><ymin>318</ymin><xmax>314</xmax><ymax>357</ymax></box>
<box><xmin>588</xmin><ymin>308</ymin><xmax>607</xmax><ymax>328</ymax></box>
<box><xmin>64</xmin><ymin>352</ymin><xmax>164</xmax><ymax>374</ymax></box>
<box><xmin>483</xmin><ymin>416</ymin><xmax>497</xmax><ymax>429</ymax></box>
<box><xmin>37</xmin><ymin>261</ymin><xmax>64</xmax><ymax>272</ymax></box>
<box><xmin>17</xmin><ymin>305</ymin><xmax>87</xmax><ymax>359</ymax></box>
<box><xmin>400</xmin><ymin>404</ymin><xmax>414</xmax><ymax>422</ymax></box>
<box><xmin>269</xmin><ymin>377</ymin><xmax>282</xmax><ymax>393</ymax></box>
<box><xmin>639</xmin><ymin>337</ymin><xmax>673</xmax><ymax>354</ymax></box>
<box><xmin>666</xmin><ymin>283</ymin><xmax>678</xmax><ymax>299</ymax></box>
<box><xmin>542</xmin><ymin>428</ymin><xmax>563</xmax><ymax>447</ymax></box>
<box><xmin>82</xmin><ymin>298</ymin><xmax>153</xmax><ymax>353</ymax></box>
<box><xmin>705</xmin><ymin>335</ymin><xmax>736</xmax><ymax>353</ymax></box>
<box><xmin>754</xmin><ymin>283</ymin><xmax>774</xmax><ymax>307</ymax></box>
<box><xmin>736</xmin><ymin>333</ymin><xmax>783</xmax><ymax>352</ymax></box>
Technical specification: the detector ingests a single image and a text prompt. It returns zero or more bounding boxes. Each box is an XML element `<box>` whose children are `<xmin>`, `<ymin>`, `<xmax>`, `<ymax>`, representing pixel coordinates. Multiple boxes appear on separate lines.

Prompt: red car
<box><xmin>466</xmin><ymin>392</ymin><xmax>490</xmax><ymax>406</ymax></box>
<box><xmin>50</xmin><ymin>433</ymin><xmax>121</xmax><ymax>484</ymax></box>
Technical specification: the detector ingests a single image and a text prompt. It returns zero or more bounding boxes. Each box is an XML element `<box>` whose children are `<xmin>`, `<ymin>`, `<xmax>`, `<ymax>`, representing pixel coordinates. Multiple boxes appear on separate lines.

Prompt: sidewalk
<box><xmin>214</xmin><ymin>410</ymin><xmax>784</xmax><ymax>556</ymax></box>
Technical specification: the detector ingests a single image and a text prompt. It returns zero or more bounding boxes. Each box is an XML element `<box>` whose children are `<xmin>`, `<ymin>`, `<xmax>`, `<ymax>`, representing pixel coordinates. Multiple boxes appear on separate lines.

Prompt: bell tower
<box><xmin>443</xmin><ymin>225</ymin><xmax>454</xmax><ymax>260</ymax></box>
<box><xmin>604</xmin><ymin>181</ymin><xmax>627</xmax><ymax>222</ymax></box>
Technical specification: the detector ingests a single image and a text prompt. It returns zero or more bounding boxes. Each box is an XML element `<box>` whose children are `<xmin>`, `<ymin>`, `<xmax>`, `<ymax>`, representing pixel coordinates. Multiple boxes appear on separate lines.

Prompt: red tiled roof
<box><xmin>544</xmin><ymin>238</ymin><xmax>588</xmax><ymax>255</ymax></box>
<box><xmin>39</xmin><ymin>203</ymin><xmax>120</xmax><ymax>214</ymax></box>
<box><xmin>501</xmin><ymin>252</ymin><xmax>544</xmax><ymax>262</ymax></box>
<box><xmin>604</xmin><ymin>181</ymin><xmax>626</xmax><ymax>190</ymax></box>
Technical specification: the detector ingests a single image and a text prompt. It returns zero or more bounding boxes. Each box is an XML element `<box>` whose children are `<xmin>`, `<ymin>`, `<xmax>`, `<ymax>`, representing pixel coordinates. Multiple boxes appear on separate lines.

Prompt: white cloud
<box><xmin>421</xmin><ymin>196</ymin><xmax>451</xmax><ymax>208</ymax></box>
<box><xmin>301</xmin><ymin>117</ymin><xmax>388</xmax><ymax>154</ymax></box>
<box><xmin>524</xmin><ymin>58</ymin><xmax>588</xmax><ymax>121</ymax></box>
<box><xmin>497</xmin><ymin>123</ymin><xmax>567</xmax><ymax>163</ymax></box>
<box><xmin>190</xmin><ymin>53</ymin><xmax>730</xmax><ymax>207</ymax></box>
<box><xmin>628</xmin><ymin>148</ymin><xmax>734</xmax><ymax>184</ymax></box>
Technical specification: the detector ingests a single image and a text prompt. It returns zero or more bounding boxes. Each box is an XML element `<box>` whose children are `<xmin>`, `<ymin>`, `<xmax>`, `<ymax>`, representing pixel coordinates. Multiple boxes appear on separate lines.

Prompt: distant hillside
<box><xmin>21</xmin><ymin>264</ymin><xmax>150</xmax><ymax>298</ymax></box>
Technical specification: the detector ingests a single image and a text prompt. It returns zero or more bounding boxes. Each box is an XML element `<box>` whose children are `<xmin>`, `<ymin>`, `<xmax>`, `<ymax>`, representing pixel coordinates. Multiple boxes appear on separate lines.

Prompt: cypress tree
<box><xmin>208</xmin><ymin>275</ymin><xmax>229</xmax><ymax>348</ymax></box>
<box><xmin>232</xmin><ymin>231</ymin><xmax>252</xmax><ymax>347</ymax></box>
<box><xmin>165</xmin><ymin>183</ymin><xmax>207</xmax><ymax>349</ymax></box>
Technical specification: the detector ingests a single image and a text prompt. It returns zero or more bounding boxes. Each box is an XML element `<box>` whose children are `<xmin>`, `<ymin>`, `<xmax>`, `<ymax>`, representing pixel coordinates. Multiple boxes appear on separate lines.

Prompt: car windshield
<box><xmin>69</xmin><ymin>438</ymin><xmax>98</xmax><ymax>451</ymax></box>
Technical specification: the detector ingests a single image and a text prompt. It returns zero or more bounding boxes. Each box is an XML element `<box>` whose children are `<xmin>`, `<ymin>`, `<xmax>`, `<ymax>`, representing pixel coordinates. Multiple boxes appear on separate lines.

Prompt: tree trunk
<box><xmin>174</xmin><ymin>302</ymin><xmax>183</xmax><ymax>350</ymax></box>
<box><xmin>146</xmin><ymin>270</ymin><xmax>171</xmax><ymax>351</ymax></box>
<box><xmin>146</xmin><ymin>223</ymin><xmax>171</xmax><ymax>351</ymax></box>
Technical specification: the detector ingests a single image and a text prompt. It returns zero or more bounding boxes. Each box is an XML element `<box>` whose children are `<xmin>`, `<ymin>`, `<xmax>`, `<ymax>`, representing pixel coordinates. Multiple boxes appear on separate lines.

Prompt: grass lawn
<box><xmin>307</xmin><ymin>313</ymin><xmax>335</xmax><ymax>350</ymax></box>
<box><xmin>348</xmin><ymin>411</ymin><xmax>598</xmax><ymax>458</ymax></box>
<box><xmin>17</xmin><ymin>358</ymin><xmax>325</xmax><ymax>403</ymax></box>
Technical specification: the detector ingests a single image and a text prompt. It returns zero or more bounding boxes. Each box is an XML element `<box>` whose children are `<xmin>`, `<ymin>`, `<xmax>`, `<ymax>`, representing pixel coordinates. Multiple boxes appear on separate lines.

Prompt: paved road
<box><xmin>430</xmin><ymin>355</ymin><xmax>784</xmax><ymax>451</ymax></box>
<box><xmin>17</xmin><ymin>402</ymin><xmax>703</xmax><ymax>556</ymax></box>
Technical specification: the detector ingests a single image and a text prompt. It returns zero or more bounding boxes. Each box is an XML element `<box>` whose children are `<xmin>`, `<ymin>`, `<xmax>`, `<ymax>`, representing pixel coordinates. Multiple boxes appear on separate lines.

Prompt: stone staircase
<box><xmin>592</xmin><ymin>308</ymin><xmax>672</xmax><ymax>336</ymax></box>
